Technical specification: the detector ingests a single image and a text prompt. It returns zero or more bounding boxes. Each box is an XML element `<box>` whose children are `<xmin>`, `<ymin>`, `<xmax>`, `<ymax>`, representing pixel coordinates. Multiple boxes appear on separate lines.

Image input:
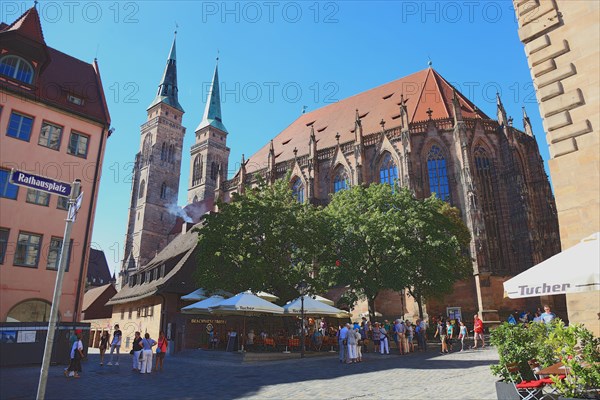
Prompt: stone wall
<box><xmin>514</xmin><ymin>0</ymin><xmax>599</xmax><ymax>335</ymax></box>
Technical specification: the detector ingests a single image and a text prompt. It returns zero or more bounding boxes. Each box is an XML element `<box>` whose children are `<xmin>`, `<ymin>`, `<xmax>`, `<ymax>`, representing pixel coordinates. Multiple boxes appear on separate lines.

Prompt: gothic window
<box><xmin>193</xmin><ymin>195</ymin><xmax>198</xmax><ymax>203</ymax></box>
<box><xmin>333</xmin><ymin>166</ymin><xmax>349</xmax><ymax>193</ymax></box>
<box><xmin>168</xmin><ymin>144</ymin><xmax>175</xmax><ymax>163</ymax></box>
<box><xmin>210</xmin><ymin>162</ymin><xmax>218</xmax><ymax>181</ymax></box>
<box><xmin>426</xmin><ymin>145</ymin><xmax>451</xmax><ymax>202</ymax></box>
<box><xmin>379</xmin><ymin>153</ymin><xmax>398</xmax><ymax>187</ymax></box>
<box><xmin>192</xmin><ymin>155</ymin><xmax>203</xmax><ymax>186</ymax></box>
<box><xmin>0</xmin><ymin>55</ymin><xmax>34</xmax><ymax>84</ymax></box>
<box><xmin>161</xmin><ymin>142</ymin><xmax>167</xmax><ymax>161</ymax></box>
<box><xmin>474</xmin><ymin>146</ymin><xmax>502</xmax><ymax>269</ymax></box>
<box><xmin>139</xmin><ymin>180</ymin><xmax>145</xmax><ymax>199</ymax></box>
<box><xmin>291</xmin><ymin>177</ymin><xmax>305</xmax><ymax>203</ymax></box>
<box><xmin>160</xmin><ymin>182</ymin><xmax>168</xmax><ymax>199</ymax></box>
<box><xmin>142</xmin><ymin>135</ymin><xmax>152</xmax><ymax>166</ymax></box>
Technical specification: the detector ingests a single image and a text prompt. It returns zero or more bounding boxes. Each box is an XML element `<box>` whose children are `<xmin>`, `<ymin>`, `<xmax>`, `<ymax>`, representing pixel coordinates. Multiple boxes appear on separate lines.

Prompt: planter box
<box><xmin>495</xmin><ymin>381</ymin><xmax>519</xmax><ymax>400</ymax></box>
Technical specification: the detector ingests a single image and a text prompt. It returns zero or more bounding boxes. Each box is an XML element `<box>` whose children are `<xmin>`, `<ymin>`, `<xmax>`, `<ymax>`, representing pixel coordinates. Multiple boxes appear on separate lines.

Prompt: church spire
<box><xmin>522</xmin><ymin>107</ymin><xmax>534</xmax><ymax>137</ymax></box>
<box><xmin>196</xmin><ymin>58</ymin><xmax>228</xmax><ymax>133</ymax></box>
<box><xmin>148</xmin><ymin>33</ymin><xmax>184</xmax><ymax>112</ymax></box>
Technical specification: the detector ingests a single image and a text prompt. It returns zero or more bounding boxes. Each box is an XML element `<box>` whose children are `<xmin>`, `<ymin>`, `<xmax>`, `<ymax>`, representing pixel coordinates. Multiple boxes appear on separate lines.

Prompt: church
<box><xmin>108</xmin><ymin>35</ymin><xmax>561</xmax><ymax>350</ymax></box>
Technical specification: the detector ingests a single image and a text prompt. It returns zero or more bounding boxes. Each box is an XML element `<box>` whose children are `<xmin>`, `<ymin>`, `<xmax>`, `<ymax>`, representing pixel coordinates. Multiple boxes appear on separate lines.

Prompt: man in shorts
<box><xmin>107</xmin><ymin>324</ymin><xmax>122</xmax><ymax>365</ymax></box>
<box><xmin>473</xmin><ymin>314</ymin><xmax>484</xmax><ymax>349</ymax></box>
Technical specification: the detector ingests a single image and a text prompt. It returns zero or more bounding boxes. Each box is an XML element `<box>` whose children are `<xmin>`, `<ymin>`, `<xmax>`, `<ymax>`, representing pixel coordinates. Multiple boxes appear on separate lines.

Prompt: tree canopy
<box><xmin>194</xmin><ymin>175</ymin><xmax>327</xmax><ymax>302</ymax></box>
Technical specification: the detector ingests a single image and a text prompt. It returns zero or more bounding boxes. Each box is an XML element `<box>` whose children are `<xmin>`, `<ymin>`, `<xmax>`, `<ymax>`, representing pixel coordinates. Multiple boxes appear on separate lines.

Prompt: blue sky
<box><xmin>4</xmin><ymin>1</ymin><xmax>551</xmax><ymax>275</ymax></box>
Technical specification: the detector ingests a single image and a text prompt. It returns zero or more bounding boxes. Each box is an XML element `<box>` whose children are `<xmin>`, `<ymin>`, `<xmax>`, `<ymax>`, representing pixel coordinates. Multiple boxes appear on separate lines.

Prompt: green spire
<box><xmin>148</xmin><ymin>34</ymin><xmax>184</xmax><ymax>112</ymax></box>
<box><xmin>196</xmin><ymin>59</ymin><xmax>227</xmax><ymax>133</ymax></box>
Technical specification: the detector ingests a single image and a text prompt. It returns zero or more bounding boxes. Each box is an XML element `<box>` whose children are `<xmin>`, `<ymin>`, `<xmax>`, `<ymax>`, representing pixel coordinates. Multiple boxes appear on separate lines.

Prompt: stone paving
<box><xmin>0</xmin><ymin>344</ymin><xmax>499</xmax><ymax>400</ymax></box>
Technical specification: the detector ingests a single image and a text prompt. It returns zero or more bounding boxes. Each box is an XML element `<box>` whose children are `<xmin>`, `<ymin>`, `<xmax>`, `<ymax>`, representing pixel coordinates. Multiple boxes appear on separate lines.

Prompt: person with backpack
<box><xmin>154</xmin><ymin>331</ymin><xmax>168</xmax><ymax>372</ymax></box>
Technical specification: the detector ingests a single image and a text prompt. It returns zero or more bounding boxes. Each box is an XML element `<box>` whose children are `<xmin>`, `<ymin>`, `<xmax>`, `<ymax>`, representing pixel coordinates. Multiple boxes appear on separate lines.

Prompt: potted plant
<box><xmin>545</xmin><ymin>323</ymin><xmax>600</xmax><ymax>400</ymax></box>
<box><xmin>489</xmin><ymin>322</ymin><xmax>556</xmax><ymax>400</ymax></box>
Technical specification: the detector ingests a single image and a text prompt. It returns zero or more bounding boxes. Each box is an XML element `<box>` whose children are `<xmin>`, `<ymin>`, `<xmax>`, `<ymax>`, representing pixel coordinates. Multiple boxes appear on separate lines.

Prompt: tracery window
<box><xmin>291</xmin><ymin>177</ymin><xmax>305</xmax><ymax>203</ymax></box>
<box><xmin>379</xmin><ymin>153</ymin><xmax>398</xmax><ymax>187</ymax></box>
<box><xmin>333</xmin><ymin>167</ymin><xmax>349</xmax><ymax>193</ymax></box>
<box><xmin>426</xmin><ymin>145</ymin><xmax>451</xmax><ymax>202</ymax></box>
<box><xmin>160</xmin><ymin>182</ymin><xmax>168</xmax><ymax>199</ymax></box>
<box><xmin>192</xmin><ymin>155</ymin><xmax>203</xmax><ymax>186</ymax></box>
<box><xmin>139</xmin><ymin>180</ymin><xmax>145</xmax><ymax>199</ymax></box>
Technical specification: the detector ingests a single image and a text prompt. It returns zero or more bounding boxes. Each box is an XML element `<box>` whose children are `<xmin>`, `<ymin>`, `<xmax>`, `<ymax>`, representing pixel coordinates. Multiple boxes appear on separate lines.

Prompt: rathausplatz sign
<box><xmin>10</xmin><ymin>170</ymin><xmax>72</xmax><ymax>197</ymax></box>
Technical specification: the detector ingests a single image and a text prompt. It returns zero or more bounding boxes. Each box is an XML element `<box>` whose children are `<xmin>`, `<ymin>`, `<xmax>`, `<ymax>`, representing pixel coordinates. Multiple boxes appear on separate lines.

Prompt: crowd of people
<box><xmin>506</xmin><ymin>305</ymin><xmax>556</xmax><ymax>325</ymax></box>
<box><xmin>64</xmin><ymin>324</ymin><xmax>169</xmax><ymax>378</ymax></box>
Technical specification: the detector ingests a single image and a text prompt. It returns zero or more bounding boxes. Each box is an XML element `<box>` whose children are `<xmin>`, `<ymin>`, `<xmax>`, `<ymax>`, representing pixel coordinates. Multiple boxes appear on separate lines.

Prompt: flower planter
<box><xmin>495</xmin><ymin>381</ymin><xmax>519</xmax><ymax>400</ymax></box>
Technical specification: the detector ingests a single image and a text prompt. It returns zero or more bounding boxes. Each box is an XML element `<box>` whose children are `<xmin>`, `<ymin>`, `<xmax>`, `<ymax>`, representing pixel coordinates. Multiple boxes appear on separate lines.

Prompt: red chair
<box><xmin>528</xmin><ymin>359</ymin><xmax>566</xmax><ymax>399</ymax></box>
<box><xmin>288</xmin><ymin>338</ymin><xmax>300</xmax><ymax>351</ymax></box>
<box><xmin>505</xmin><ymin>362</ymin><xmax>544</xmax><ymax>400</ymax></box>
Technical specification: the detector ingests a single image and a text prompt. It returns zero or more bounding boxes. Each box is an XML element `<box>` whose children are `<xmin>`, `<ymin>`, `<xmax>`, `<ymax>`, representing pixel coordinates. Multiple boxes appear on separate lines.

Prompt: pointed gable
<box><xmin>244</xmin><ymin>67</ymin><xmax>489</xmax><ymax>174</ymax></box>
<box><xmin>1</xmin><ymin>6</ymin><xmax>45</xmax><ymax>44</ymax></box>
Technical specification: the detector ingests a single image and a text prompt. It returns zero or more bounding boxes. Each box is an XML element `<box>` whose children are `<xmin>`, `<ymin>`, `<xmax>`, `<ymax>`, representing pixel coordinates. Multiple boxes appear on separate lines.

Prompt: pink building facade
<box><xmin>0</xmin><ymin>7</ymin><xmax>111</xmax><ymax>322</ymax></box>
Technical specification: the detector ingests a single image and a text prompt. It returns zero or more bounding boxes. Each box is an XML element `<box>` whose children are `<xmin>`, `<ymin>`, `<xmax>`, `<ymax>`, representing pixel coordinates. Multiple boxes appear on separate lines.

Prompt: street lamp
<box><xmin>297</xmin><ymin>280</ymin><xmax>309</xmax><ymax>358</ymax></box>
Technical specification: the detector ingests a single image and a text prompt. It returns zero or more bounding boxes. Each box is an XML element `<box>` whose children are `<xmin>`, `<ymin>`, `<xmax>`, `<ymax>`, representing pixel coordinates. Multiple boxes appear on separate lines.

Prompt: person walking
<box><xmin>445</xmin><ymin>320</ymin><xmax>454</xmax><ymax>352</ymax></box>
<box><xmin>140</xmin><ymin>333</ymin><xmax>156</xmax><ymax>374</ymax></box>
<box><xmin>107</xmin><ymin>324</ymin><xmax>122</xmax><ymax>366</ymax></box>
<box><xmin>131</xmin><ymin>331</ymin><xmax>143</xmax><ymax>371</ymax></box>
<box><xmin>338</xmin><ymin>323</ymin><xmax>349</xmax><ymax>363</ymax></box>
<box><xmin>458</xmin><ymin>321</ymin><xmax>468</xmax><ymax>351</ymax></box>
<box><xmin>355</xmin><ymin>328</ymin><xmax>363</xmax><ymax>362</ymax></box>
<box><xmin>65</xmin><ymin>331</ymin><xmax>84</xmax><ymax>378</ymax></box>
<box><xmin>473</xmin><ymin>314</ymin><xmax>485</xmax><ymax>349</ymax></box>
<box><xmin>346</xmin><ymin>327</ymin><xmax>358</xmax><ymax>363</ymax></box>
<box><xmin>155</xmin><ymin>331</ymin><xmax>168</xmax><ymax>372</ymax></box>
<box><xmin>434</xmin><ymin>320</ymin><xmax>447</xmax><ymax>354</ymax></box>
<box><xmin>99</xmin><ymin>331</ymin><xmax>109</xmax><ymax>366</ymax></box>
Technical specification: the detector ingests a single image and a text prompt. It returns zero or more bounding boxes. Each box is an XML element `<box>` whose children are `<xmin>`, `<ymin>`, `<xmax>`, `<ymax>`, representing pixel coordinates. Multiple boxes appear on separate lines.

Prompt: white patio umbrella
<box><xmin>181</xmin><ymin>288</ymin><xmax>207</xmax><ymax>301</ymax></box>
<box><xmin>312</xmin><ymin>295</ymin><xmax>335</xmax><ymax>306</ymax></box>
<box><xmin>284</xmin><ymin>295</ymin><xmax>350</xmax><ymax>318</ymax></box>
<box><xmin>181</xmin><ymin>295</ymin><xmax>224</xmax><ymax>314</ymax></box>
<box><xmin>252</xmin><ymin>291</ymin><xmax>279</xmax><ymax>302</ymax></box>
<box><xmin>209</xmin><ymin>291</ymin><xmax>285</xmax><ymax>351</ymax></box>
<box><xmin>503</xmin><ymin>232</ymin><xmax>600</xmax><ymax>299</ymax></box>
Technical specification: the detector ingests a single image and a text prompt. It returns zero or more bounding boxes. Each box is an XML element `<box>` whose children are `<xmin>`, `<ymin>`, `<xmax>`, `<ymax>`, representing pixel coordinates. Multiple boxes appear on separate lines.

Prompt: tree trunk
<box><xmin>367</xmin><ymin>296</ymin><xmax>376</xmax><ymax>322</ymax></box>
<box><xmin>416</xmin><ymin>292</ymin><xmax>424</xmax><ymax>320</ymax></box>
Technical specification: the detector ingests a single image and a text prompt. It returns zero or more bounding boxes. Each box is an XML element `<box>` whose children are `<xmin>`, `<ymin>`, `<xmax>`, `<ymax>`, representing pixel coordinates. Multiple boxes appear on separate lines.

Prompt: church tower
<box><xmin>119</xmin><ymin>34</ymin><xmax>186</xmax><ymax>288</ymax></box>
<box><xmin>188</xmin><ymin>59</ymin><xmax>230</xmax><ymax>204</ymax></box>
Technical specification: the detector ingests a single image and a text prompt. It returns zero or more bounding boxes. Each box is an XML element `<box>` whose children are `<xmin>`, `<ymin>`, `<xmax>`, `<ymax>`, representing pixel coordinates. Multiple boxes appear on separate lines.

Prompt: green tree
<box><xmin>319</xmin><ymin>184</ymin><xmax>415</xmax><ymax>320</ymax></box>
<box><xmin>404</xmin><ymin>196</ymin><xmax>472</xmax><ymax>319</ymax></box>
<box><xmin>193</xmin><ymin>175</ymin><xmax>327</xmax><ymax>301</ymax></box>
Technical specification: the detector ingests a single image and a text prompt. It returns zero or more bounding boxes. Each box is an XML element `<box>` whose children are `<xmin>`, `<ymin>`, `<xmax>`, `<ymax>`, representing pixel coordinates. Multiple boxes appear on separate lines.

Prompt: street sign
<box><xmin>9</xmin><ymin>169</ymin><xmax>72</xmax><ymax>197</ymax></box>
<box><xmin>68</xmin><ymin>191</ymin><xmax>84</xmax><ymax>221</ymax></box>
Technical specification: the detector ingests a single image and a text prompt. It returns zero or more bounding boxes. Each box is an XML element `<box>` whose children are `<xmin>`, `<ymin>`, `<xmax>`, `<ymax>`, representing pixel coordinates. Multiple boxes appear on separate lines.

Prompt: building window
<box><xmin>67</xmin><ymin>131</ymin><xmax>89</xmax><ymax>158</ymax></box>
<box><xmin>210</xmin><ymin>162</ymin><xmax>218</xmax><ymax>181</ymax></box>
<box><xmin>120</xmin><ymin>309</ymin><xmax>125</xmax><ymax>319</ymax></box>
<box><xmin>0</xmin><ymin>55</ymin><xmax>34</xmax><ymax>84</ymax></box>
<box><xmin>161</xmin><ymin>142</ymin><xmax>167</xmax><ymax>161</ymax></box>
<box><xmin>139</xmin><ymin>180</ymin><xmax>145</xmax><ymax>199</ymax></box>
<box><xmin>142</xmin><ymin>135</ymin><xmax>152</xmax><ymax>166</ymax></box>
<box><xmin>46</xmin><ymin>237</ymin><xmax>72</xmax><ymax>271</ymax></box>
<box><xmin>426</xmin><ymin>145</ymin><xmax>451</xmax><ymax>202</ymax></box>
<box><xmin>147</xmin><ymin>306</ymin><xmax>154</xmax><ymax>317</ymax></box>
<box><xmin>57</xmin><ymin>196</ymin><xmax>69</xmax><ymax>210</ymax></box>
<box><xmin>379</xmin><ymin>153</ymin><xmax>398</xmax><ymax>187</ymax></box>
<box><xmin>38</xmin><ymin>122</ymin><xmax>63</xmax><ymax>150</ymax></box>
<box><xmin>6</xmin><ymin>300</ymin><xmax>53</xmax><ymax>322</ymax></box>
<box><xmin>0</xmin><ymin>228</ymin><xmax>9</xmax><ymax>264</ymax></box>
<box><xmin>153</xmin><ymin>268</ymin><xmax>158</xmax><ymax>280</ymax></box>
<box><xmin>291</xmin><ymin>177</ymin><xmax>304</xmax><ymax>203</ymax></box>
<box><xmin>14</xmin><ymin>232</ymin><xmax>42</xmax><ymax>267</ymax></box>
<box><xmin>160</xmin><ymin>264</ymin><xmax>165</xmax><ymax>277</ymax></box>
<box><xmin>67</xmin><ymin>95</ymin><xmax>84</xmax><ymax>105</ymax></box>
<box><xmin>192</xmin><ymin>155</ymin><xmax>203</xmax><ymax>186</ymax></box>
<box><xmin>26</xmin><ymin>189</ymin><xmax>50</xmax><ymax>206</ymax></box>
<box><xmin>160</xmin><ymin>183</ymin><xmax>167</xmax><ymax>199</ymax></box>
<box><xmin>128</xmin><ymin>308</ymin><xmax>132</xmax><ymax>319</ymax></box>
<box><xmin>136</xmin><ymin>307</ymin><xmax>141</xmax><ymax>318</ymax></box>
<box><xmin>6</xmin><ymin>112</ymin><xmax>34</xmax><ymax>141</ymax></box>
<box><xmin>333</xmin><ymin>167</ymin><xmax>349</xmax><ymax>193</ymax></box>
<box><xmin>146</xmin><ymin>271</ymin><xmax>151</xmax><ymax>282</ymax></box>
<box><xmin>0</xmin><ymin>169</ymin><xmax>19</xmax><ymax>200</ymax></box>
<box><xmin>168</xmin><ymin>144</ymin><xmax>175</xmax><ymax>163</ymax></box>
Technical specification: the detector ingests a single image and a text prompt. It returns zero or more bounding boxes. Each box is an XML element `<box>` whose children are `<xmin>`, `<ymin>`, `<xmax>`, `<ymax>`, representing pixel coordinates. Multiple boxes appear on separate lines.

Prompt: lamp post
<box><xmin>297</xmin><ymin>281</ymin><xmax>309</xmax><ymax>359</ymax></box>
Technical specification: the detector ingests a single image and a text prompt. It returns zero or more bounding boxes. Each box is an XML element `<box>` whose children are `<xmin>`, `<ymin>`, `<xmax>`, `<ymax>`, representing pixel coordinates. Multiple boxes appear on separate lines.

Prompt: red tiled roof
<box><xmin>2</xmin><ymin>7</ymin><xmax>45</xmax><ymax>44</ymax></box>
<box><xmin>0</xmin><ymin>8</ymin><xmax>111</xmax><ymax>125</ymax></box>
<box><xmin>245</xmin><ymin>67</ymin><xmax>488</xmax><ymax>174</ymax></box>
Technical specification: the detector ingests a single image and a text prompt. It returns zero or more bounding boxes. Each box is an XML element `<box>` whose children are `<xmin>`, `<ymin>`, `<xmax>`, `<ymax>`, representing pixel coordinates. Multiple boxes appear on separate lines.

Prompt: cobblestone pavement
<box><xmin>0</xmin><ymin>345</ymin><xmax>499</xmax><ymax>400</ymax></box>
